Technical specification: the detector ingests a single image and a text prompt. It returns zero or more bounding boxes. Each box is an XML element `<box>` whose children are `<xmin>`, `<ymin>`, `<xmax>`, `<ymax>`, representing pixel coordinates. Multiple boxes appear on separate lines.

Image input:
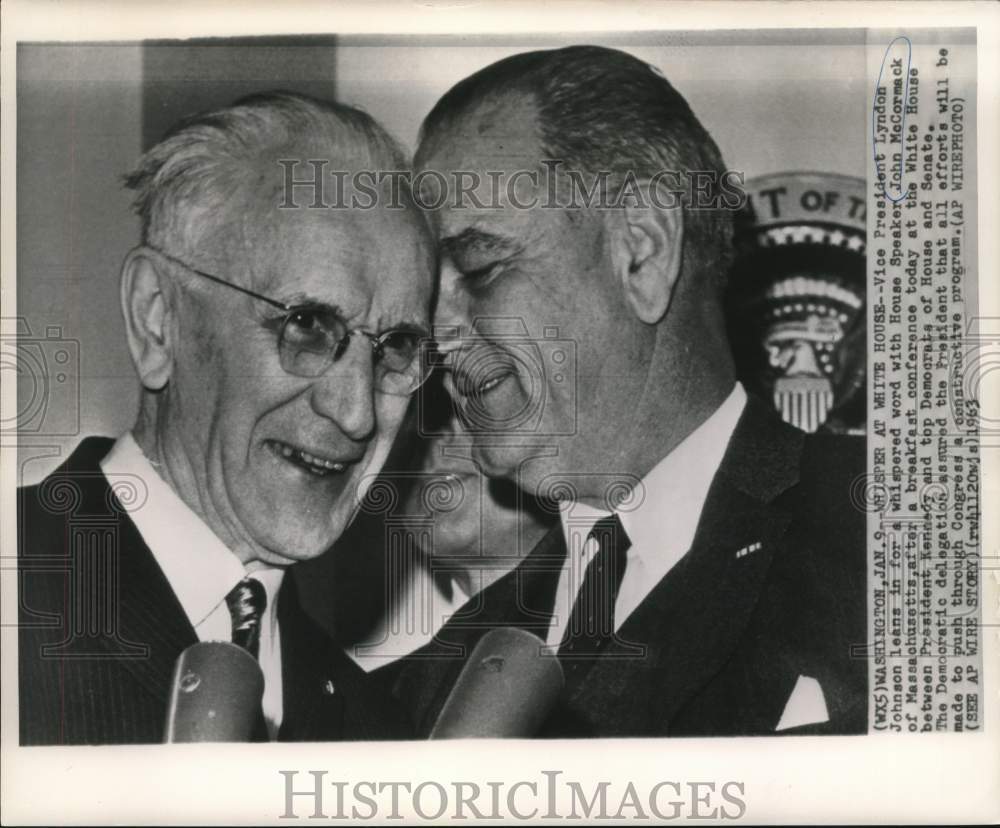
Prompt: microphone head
<box><xmin>164</xmin><ymin>641</ymin><xmax>264</xmax><ymax>743</ymax></box>
<box><xmin>430</xmin><ymin>627</ymin><xmax>564</xmax><ymax>739</ymax></box>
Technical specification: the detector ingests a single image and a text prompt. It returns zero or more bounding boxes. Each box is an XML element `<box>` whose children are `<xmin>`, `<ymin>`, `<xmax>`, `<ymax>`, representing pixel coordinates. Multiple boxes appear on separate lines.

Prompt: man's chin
<box><xmin>468</xmin><ymin>441</ymin><xmax>512</xmax><ymax>479</ymax></box>
<box><xmin>245</xmin><ymin>459</ymin><xmax>367</xmax><ymax>554</ymax></box>
<box><xmin>243</xmin><ymin>504</ymin><xmax>352</xmax><ymax>566</ymax></box>
<box><xmin>251</xmin><ymin>528</ymin><xmax>342</xmax><ymax>566</ymax></box>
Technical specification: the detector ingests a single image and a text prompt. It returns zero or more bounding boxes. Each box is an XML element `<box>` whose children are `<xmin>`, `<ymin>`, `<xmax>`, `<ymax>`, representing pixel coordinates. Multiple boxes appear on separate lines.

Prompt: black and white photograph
<box><xmin>2</xmin><ymin>1</ymin><xmax>997</xmax><ymax>824</ymax></box>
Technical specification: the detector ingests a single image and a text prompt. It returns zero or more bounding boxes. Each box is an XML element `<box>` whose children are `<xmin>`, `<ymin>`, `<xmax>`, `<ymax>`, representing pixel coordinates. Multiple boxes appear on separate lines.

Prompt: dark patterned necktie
<box><xmin>558</xmin><ymin>514</ymin><xmax>631</xmax><ymax>680</ymax></box>
<box><xmin>225</xmin><ymin>577</ymin><xmax>267</xmax><ymax>660</ymax></box>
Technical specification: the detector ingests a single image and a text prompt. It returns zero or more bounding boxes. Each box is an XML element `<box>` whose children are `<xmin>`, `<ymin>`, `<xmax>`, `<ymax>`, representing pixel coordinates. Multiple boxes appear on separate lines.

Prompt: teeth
<box><xmin>273</xmin><ymin>441</ymin><xmax>347</xmax><ymax>474</ymax></box>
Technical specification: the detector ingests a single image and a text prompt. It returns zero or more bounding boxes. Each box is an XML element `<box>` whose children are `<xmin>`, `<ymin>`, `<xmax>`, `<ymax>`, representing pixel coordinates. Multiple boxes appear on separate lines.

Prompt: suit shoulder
<box><xmin>17</xmin><ymin>480</ymin><xmax>72</xmax><ymax>617</ymax></box>
<box><xmin>18</xmin><ymin>479</ymin><xmax>47</xmax><ymax>524</ymax></box>
<box><xmin>800</xmin><ymin>431</ymin><xmax>865</xmax><ymax>481</ymax></box>
<box><xmin>779</xmin><ymin>433</ymin><xmax>866</xmax><ymax>590</ymax></box>
<box><xmin>18</xmin><ymin>438</ymin><xmax>117</xmax><ymax>534</ymax></box>
<box><xmin>794</xmin><ymin>433</ymin><xmax>865</xmax><ymax>521</ymax></box>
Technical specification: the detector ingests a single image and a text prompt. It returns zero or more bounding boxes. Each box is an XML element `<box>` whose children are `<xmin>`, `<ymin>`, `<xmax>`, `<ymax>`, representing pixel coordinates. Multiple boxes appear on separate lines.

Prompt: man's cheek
<box><xmin>177</xmin><ymin>294</ymin><xmax>222</xmax><ymax>366</ymax></box>
<box><xmin>376</xmin><ymin>393</ymin><xmax>411</xmax><ymax>439</ymax></box>
<box><xmin>350</xmin><ymin>396</ymin><xmax>405</xmax><ymax>498</ymax></box>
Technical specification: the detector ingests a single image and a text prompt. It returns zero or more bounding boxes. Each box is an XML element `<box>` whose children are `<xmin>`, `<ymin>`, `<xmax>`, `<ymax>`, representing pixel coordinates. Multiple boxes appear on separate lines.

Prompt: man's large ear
<box><xmin>120</xmin><ymin>247</ymin><xmax>176</xmax><ymax>391</ymax></box>
<box><xmin>614</xmin><ymin>186</ymin><xmax>683</xmax><ymax>325</ymax></box>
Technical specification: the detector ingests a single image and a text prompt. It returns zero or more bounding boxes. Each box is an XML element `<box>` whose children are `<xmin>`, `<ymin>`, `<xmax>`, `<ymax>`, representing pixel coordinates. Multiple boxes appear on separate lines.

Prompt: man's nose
<box><xmin>433</xmin><ymin>260</ymin><xmax>474</xmax><ymax>357</ymax></box>
<box><xmin>309</xmin><ymin>334</ymin><xmax>376</xmax><ymax>440</ymax></box>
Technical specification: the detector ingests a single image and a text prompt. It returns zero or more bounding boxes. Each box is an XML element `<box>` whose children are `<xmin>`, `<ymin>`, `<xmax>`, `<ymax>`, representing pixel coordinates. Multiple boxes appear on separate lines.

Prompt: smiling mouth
<box><xmin>266</xmin><ymin>439</ymin><xmax>354</xmax><ymax>476</ymax></box>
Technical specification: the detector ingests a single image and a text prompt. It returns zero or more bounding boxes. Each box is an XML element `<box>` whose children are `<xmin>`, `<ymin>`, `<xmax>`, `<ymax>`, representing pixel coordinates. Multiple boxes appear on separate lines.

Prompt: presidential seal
<box><xmin>727</xmin><ymin>172</ymin><xmax>866</xmax><ymax>435</ymax></box>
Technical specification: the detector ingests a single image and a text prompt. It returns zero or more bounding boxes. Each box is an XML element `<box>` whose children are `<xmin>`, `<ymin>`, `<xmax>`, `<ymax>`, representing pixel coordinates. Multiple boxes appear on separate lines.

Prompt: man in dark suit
<box><xmin>393</xmin><ymin>45</ymin><xmax>868</xmax><ymax>736</ymax></box>
<box><xmin>18</xmin><ymin>92</ymin><xmax>434</xmax><ymax>744</ymax></box>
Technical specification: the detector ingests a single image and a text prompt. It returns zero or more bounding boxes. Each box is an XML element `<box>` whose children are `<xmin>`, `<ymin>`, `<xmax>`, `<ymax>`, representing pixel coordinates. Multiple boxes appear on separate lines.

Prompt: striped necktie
<box><xmin>225</xmin><ymin>577</ymin><xmax>267</xmax><ymax>660</ymax></box>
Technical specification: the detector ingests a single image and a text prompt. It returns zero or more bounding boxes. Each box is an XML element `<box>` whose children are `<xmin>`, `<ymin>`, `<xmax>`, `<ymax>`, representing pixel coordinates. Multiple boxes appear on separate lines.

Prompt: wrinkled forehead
<box><xmin>417</xmin><ymin>93</ymin><xmax>548</xmax><ymax>241</ymax></box>
<box><xmin>229</xmin><ymin>194</ymin><xmax>434</xmax><ymax>329</ymax></box>
<box><xmin>418</xmin><ymin>92</ymin><xmax>543</xmax><ymax>183</ymax></box>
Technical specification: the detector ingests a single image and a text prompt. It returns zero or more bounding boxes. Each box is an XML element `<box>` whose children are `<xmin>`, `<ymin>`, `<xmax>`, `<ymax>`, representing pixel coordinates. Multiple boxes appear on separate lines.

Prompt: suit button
<box><xmin>322</xmin><ymin>679</ymin><xmax>336</xmax><ymax>696</ymax></box>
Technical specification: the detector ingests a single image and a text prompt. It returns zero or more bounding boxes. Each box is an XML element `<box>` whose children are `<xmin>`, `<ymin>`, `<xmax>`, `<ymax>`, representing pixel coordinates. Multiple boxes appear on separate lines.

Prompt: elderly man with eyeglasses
<box><xmin>18</xmin><ymin>92</ymin><xmax>434</xmax><ymax>745</ymax></box>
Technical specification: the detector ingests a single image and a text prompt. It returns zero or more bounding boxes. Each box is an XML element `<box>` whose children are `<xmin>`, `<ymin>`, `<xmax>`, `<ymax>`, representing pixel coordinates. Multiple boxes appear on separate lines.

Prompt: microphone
<box><xmin>164</xmin><ymin>641</ymin><xmax>264</xmax><ymax>743</ymax></box>
<box><xmin>429</xmin><ymin>627</ymin><xmax>564</xmax><ymax>739</ymax></box>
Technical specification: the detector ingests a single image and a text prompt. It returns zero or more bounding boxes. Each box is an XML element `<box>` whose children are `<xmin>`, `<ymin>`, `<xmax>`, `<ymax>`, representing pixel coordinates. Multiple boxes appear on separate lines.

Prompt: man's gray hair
<box><xmin>125</xmin><ymin>90</ymin><xmax>407</xmax><ymax>256</ymax></box>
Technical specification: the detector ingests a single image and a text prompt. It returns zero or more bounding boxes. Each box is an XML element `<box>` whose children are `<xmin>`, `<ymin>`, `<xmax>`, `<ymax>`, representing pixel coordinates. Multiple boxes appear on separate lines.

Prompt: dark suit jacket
<box><xmin>388</xmin><ymin>398</ymin><xmax>868</xmax><ymax>737</ymax></box>
<box><xmin>18</xmin><ymin>437</ymin><xmax>412</xmax><ymax>745</ymax></box>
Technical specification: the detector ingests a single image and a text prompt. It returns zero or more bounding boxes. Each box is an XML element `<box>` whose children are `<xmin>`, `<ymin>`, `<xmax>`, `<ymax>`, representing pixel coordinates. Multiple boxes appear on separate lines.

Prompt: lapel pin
<box><xmin>322</xmin><ymin>679</ymin><xmax>336</xmax><ymax>696</ymax></box>
<box><xmin>735</xmin><ymin>541</ymin><xmax>763</xmax><ymax>559</ymax></box>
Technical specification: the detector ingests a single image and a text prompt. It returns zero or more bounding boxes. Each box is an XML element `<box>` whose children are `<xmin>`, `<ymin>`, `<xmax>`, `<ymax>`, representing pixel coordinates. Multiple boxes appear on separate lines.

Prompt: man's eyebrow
<box><xmin>275</xmin><ymin>295</ymin><xmax>431</xmax><ymax>337</ymax></box>
<box><xmin>277</xmin><ymin>292</ymin><xmax>345</xmax><ymax>314</ymax></box>
<box><xmin>394</xmin><ymin>320</ymin><xmax>433</xmax><ymax>338</ymax></box>
<box><xmin>439</xmin><ymin>227</ymin><xmax>518</xmax><ymax>259</ymax></box>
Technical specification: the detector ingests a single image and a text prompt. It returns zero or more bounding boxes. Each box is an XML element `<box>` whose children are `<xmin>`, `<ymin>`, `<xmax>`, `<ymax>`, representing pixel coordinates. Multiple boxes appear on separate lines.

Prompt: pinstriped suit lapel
<box><xmin>111</xmin><ymin>511</ymin><xmax>200</xmax><ymax>704</ymax></box>
<box><xmin>41</xmin><ymin>440</ymin><xmax>199</xmax><ymax>711</ymax></box>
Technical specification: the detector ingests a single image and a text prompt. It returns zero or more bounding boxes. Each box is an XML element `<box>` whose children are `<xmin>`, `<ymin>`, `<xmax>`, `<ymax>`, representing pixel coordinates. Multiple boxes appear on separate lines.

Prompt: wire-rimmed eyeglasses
<box><xmin>146</xmin><ymin>246</ymin><xmax>433</xmax><ymax>396</ymax></box>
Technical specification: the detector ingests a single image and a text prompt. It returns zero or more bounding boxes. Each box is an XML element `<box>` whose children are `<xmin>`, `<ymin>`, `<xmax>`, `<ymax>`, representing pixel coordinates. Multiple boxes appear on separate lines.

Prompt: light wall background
<box><xmin>334</xmin><ymin>36</ymin><xmax>867</xmax><ymax>176</ymax></box>
<box><xmin>15</xmin><ymin>34</ymin><xmax>866</xmax><ymax>483</ymax></box>
<box><xmin>16</xmin><ymin>45</ymin><xmax>143</xmax><ymax>485</ymax></box>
